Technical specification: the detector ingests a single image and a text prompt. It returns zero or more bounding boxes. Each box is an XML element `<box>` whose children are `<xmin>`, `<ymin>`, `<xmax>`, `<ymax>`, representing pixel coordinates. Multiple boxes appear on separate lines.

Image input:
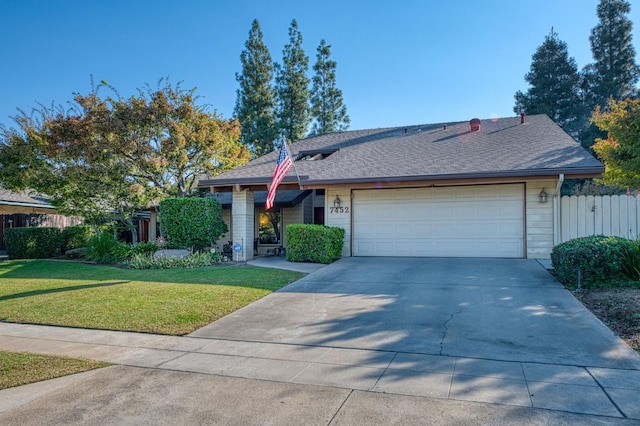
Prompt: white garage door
<box><xmin>352</xmin><ymin>184</ymin><xmax>524</xmax><ymax>258</ymax></box>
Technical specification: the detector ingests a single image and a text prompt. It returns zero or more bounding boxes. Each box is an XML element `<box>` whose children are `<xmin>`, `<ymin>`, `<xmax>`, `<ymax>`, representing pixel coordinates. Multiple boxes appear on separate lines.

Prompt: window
<box><xmin>258</xmin><ymin>209</ymin><xmax>281</xmax><ymax>245</ymax></box>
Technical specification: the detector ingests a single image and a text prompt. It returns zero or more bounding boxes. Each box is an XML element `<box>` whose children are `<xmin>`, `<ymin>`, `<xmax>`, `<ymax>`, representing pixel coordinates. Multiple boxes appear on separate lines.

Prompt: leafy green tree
<box><xmin>234</xmin><ymin>19</ymin><xmax>278</xmax><ymax>156</ymax></box>
<box><xmin>514</xmin><ymin>29</ymin><xmax>585</xmax><ymax>137</ymax></box>
<box><xmin>584</xmin><ymin>0</ymin><xmax>640</xmax><ymax>109</ymax></box>
<box><xmin>0</xmin><ymin>94</ymin><xmax>152</xmax><ymax>228</ymax></box>
<box><xmin>310</xmin><ymin>39</ymin><xmax>350</xmax><ymax>135</ymax></box>
<box><xmin>107</xmin><ymin>81</ymin><xmax>249</xmax><ymax>198</ymax></box>
<box><xmin>591</xmin><ymin>98</ymin><xmax>640</xmax><ymax>188</ymax></box>
<box><xmin>0</xmin><ymin>81</ymin><xmax>249</xmax><ymax>231</ymax></box>
<box><xmin>275</xmin><ymin>19</ymin><xmax>310</xmax><ymax>142</ymax></box>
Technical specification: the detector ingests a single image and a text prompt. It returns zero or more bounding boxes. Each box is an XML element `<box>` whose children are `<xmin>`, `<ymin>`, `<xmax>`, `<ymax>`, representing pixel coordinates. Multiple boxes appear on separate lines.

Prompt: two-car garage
<box><xmin>351</xmin><ymin>184</ymin><xmax>525</xmax><ymax>258</ymax></box>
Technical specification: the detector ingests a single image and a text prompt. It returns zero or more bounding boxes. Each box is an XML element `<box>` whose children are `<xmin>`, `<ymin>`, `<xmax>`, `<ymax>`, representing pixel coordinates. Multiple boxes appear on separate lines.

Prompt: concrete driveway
<box><xmin>192</xmin><ymin>257</ymin><xmax>640</xmax><ymax>369</ymax></box>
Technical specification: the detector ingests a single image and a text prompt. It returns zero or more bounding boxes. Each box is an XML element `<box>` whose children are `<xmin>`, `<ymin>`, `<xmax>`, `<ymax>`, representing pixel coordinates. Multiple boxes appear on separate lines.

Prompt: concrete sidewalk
<box><xmin>0</xmin><ymin>322</ymin><xmax>639</xmax><ymax>424</ymax></box>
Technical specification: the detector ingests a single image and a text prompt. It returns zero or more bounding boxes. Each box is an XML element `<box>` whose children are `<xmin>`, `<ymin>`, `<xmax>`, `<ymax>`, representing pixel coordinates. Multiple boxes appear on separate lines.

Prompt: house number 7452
<box><xmin>330</xmin><ymin>207</ymin><xmax>349</xmax><ymax>213</ymax></box>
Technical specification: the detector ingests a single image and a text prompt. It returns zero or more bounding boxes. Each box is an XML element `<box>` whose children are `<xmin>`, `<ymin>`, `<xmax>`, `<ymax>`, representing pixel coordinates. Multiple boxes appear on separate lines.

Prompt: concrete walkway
<box><xmin>0</xmin><ymin>258</ymin><xmax>639</xmax><ymax>424</ymax></box>
<box><xmin>248</xmin><ymin>256</ymin><xmax>327</xmax><ymax>274</ymax></box>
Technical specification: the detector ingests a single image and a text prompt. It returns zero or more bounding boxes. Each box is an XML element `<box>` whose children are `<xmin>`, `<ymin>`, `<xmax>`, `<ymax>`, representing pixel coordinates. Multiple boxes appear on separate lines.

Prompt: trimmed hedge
<box><xmin>5</xmin><ymin>227</ymin><xmax>62</xmax><ymax>259</ymax></box>
<box><xmin>285</xmin><ymin>224</ymin><xmax>345</xmax><ymax>264</ymax></box>
<box><xmin>160</xmin><ymin>197</ymin><xmax>227</xmax><ymax>250</ymax></box>
<box><xmin>551</xmin><ymin>235</ymin><xmax>631</xmax><ymax>287</ymax></box>
<box><xmin>61</xmin><ymin>226</ymin><xmax>94</xmax><ymax>252</ymax></box>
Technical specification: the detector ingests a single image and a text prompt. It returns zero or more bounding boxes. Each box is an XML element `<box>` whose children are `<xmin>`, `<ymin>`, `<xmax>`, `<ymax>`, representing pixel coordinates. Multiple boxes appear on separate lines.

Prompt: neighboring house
<box><xmin>0</xmin><ymin>188</ymin><xmax>83</xmax><ymax>250</ymax></box>
<box><xmin>198</xmin><ymin>114</ymin><xmax>604</xmax><ymax>260</ymax></box>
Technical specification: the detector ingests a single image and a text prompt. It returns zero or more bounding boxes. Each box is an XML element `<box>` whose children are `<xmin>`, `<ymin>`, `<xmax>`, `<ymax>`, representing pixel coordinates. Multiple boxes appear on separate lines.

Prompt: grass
<box><xmin>0</xmin><ymin>350</ymin><xmax>110</xmax><ymax>390</ymax></box>
<box><xmin>0</xmin><ymin>259</ymin><xmax>305</xmax><ymax>335</ymax></box>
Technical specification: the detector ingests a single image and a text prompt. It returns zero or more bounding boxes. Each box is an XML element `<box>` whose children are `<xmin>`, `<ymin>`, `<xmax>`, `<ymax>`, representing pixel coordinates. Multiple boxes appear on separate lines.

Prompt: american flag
<box><xmin>265</xmin><ymin>143</ymin><xmax>293</xmax><ymax>210</ymax></box>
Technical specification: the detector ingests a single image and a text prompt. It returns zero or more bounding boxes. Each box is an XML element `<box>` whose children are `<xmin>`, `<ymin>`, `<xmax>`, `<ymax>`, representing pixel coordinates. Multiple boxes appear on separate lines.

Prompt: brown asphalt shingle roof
<box><xmin>199</xmin><ymin>114</ymin><xmax>604</xmax><ymax>188</ymax></box>
<box><xmin>0</xmin><ymin>187</ymin><xmax>54</xmax><ymax>208</ymax></box>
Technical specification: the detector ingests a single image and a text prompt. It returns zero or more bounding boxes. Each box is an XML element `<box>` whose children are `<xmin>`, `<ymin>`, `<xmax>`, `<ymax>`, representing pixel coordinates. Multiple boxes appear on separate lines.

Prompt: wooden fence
<box><xmin>559</xmin><ymin>194</ymin><xmax>639</xmax><ymax>243</ymax></box>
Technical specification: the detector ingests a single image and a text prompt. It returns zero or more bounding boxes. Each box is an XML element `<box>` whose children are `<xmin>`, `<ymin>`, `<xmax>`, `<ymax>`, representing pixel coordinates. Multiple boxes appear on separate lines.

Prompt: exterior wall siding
<box><xmin>325</xmin><ymin>189</ymin><xmax>352</xmax><ymax>257</ymax></box>
<box><xmin>283</xmin><ymin>203</ymin><xmax>304</xmax><ymax>249</ymax></box>
<box><xmin>525</xmin><ymin>180</ymin><xmax>556</xmax><ymax>259</ymax></box>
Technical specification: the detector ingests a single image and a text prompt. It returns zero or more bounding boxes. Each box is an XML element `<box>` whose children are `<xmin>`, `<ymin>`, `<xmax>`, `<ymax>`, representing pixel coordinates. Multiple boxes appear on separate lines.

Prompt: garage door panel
<box><xmin>353</xmin><ymin>184</ymin><xmax>524</xmax><ymax>258</ymax></box>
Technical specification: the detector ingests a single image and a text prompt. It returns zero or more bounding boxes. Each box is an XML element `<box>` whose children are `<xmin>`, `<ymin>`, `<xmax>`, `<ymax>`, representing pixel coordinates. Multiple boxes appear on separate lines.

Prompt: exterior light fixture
<box><xmin>539</xmin><ymin>188</ymin><xmax>548</xmax><ymax>203</ymax></box>
<box><xmin>334</xmin><ymin>195</ymin><xmax>341</xmax><ymax>208</ymax></box>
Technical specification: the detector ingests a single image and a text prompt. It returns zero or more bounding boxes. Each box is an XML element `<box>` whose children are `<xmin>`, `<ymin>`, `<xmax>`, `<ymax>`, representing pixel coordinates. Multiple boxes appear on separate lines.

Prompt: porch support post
<box><xmin>149</xmin><ymin>209</ymin><xmax>157</xmax><ymax>242</ymax></box>
<box><xmin>232</xmin><ymin>189</ymin><xmax>254</xmax><ymax>261</ymax></box>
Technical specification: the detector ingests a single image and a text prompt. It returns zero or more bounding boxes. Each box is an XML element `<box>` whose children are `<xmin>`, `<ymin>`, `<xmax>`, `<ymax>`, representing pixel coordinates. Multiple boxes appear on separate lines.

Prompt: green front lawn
<box><xmin>0</xmin><ymin>350</ymin><xmax>110</xmax><ymax>390</ymax></box>
<box><xmin>0</xmin><ymin>260</ymin><xmax>304</xmax><ymax>335</ymax></box>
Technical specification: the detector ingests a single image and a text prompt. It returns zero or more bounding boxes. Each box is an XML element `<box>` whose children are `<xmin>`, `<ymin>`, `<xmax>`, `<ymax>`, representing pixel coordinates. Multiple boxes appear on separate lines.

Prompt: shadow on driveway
<box><xmin>192</xmin><ymin>257</ymin><xmax>640</xmax><ymax>370</ymax></box>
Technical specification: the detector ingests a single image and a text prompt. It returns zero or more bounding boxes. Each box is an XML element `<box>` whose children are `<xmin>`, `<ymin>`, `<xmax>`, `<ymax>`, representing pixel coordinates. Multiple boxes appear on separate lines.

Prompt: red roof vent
<box><xmin>469</xmin><ymin>118</ymin><xmax>481</xmax><ymax>132</ymax></box>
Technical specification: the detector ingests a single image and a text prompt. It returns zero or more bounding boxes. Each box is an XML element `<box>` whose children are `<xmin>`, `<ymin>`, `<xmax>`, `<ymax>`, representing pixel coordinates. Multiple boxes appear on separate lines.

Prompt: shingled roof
<box><xmin>0</xmin><ymin>187</ymin><xmax>55</xmax><ymax>208</ymax></box>
<box><xmin>199</xmin><ymin>114</ymin><xmax>604</xmax><ymax>190</ymax></box>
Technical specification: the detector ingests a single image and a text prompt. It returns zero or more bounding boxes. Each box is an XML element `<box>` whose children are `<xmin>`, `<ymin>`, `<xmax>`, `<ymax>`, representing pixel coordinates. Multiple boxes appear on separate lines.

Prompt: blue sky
<box><xmin>1</xmin><ymin>1</ymin><xmax>639</xmax><ymax>132</ymax></box>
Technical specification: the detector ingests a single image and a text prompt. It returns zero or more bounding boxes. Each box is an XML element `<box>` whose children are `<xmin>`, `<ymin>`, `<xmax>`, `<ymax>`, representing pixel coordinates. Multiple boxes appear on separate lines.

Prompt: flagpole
<box><xmin>281</xmin><ymin>135</ymin><xmax>303</xmax><ymax>189</ymax></box>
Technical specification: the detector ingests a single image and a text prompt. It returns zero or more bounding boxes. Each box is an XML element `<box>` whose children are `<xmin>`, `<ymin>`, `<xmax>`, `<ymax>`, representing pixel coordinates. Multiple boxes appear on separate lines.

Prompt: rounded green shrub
<box><xmin>5</xmin><ymin>227</ymin><xmax>62</xmax><ymax>259</ymax></box>
<box><xmin>551</xmin><ymin>235</ymin><xmax>632</xmax><ymax>288</ymax></box>
<box><xmin>285</xmin><ymin>224</ymin><xmax>345</xmax><ymax>264</ymax></box>
<box><xmin>159</xmin><ymin>198</ymin><xmax>227</xmax><ymax>250</ymax></box>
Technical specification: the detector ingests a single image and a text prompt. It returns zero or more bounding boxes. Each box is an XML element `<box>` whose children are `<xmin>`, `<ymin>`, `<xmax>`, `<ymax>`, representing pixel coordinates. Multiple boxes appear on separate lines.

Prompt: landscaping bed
<box><xmin>551</xmin><ymin>235</ymin><xmax>640</xmax><ymax>354</ymax></box>
<box><xmin>574</xmin><ymin>287</ymin><xmax>640</xmax><ymax>352</ymax></box>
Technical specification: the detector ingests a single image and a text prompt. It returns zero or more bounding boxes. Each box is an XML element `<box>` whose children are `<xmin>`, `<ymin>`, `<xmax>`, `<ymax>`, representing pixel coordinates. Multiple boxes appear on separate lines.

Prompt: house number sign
<box><xmin>329</xmin><ymin>207</ymin><xmax>349</xmax><ymax>214</ymax></box>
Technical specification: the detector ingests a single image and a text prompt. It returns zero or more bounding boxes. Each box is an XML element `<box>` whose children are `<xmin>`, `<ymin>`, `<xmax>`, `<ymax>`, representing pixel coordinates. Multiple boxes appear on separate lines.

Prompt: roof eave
<box><xmin>200</xmin><ymin>167</ymin><xmax>604</xmax><ymax>190</ymax></box>
<box><xmin>198</xmin><ymin>176</ymin><xmax>305</xmax><ymax>188</ymax></box>
<box><xmin>303</xmin><ymin>167</ymin><xmax>605</xmax><ymax>186</ymax></box>
<box><xmin>0</xmin><ymin>200</ymin><xmax>57</xmax><ymax>209</ymax></box>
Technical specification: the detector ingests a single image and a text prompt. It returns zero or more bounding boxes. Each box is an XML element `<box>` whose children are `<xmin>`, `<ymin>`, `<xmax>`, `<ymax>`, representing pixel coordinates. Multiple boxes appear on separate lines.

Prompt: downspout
<box><xmin>552</xmin><ymin>174</ymin><xmax>565</xmax><ymax>246</ymax></box>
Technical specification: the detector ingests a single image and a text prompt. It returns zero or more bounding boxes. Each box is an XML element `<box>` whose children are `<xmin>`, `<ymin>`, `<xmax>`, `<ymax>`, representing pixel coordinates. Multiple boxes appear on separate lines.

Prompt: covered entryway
<box><xmin>352</xmin><ymin>184</ymin><xmax>524</xmax><ymax>258</ymax></box>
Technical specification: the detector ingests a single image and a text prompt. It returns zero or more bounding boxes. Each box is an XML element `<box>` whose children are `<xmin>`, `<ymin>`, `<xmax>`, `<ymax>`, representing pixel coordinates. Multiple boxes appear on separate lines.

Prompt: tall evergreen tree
<box><xmin>585</xmin><ymin>0</ymin><xmax>639</xmax><ymax>109</ymax></box>
<box><xmin>514</xmin><ymin>29</ymin><xmax>585</xmax><ymax>138</ymax></box>
<box><xmin>310</xmin><ymin>39</ymin><xmax>350</xmax><ymax>135</ymax></box>
<box><xmin>580</xmin><ymin>0</ymin><xmax>639</xmax><ymax>149</ymax></box>
<box><xmin>275</xmin><ymin>19</ymin><xmax>310</xmax><ymax>143</ymax></box>
<box><xmin>234</xmin><ymin>19</ymin><xmax>278</xmax><ymax>155</ymax></box>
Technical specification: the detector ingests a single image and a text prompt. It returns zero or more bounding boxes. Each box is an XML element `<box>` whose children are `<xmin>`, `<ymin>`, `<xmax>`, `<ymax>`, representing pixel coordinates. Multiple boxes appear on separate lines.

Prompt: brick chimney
<box><xmin>469</xmin><ymin>118</ymin><xmax>481</xmax><ymax>132</ymax></box>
